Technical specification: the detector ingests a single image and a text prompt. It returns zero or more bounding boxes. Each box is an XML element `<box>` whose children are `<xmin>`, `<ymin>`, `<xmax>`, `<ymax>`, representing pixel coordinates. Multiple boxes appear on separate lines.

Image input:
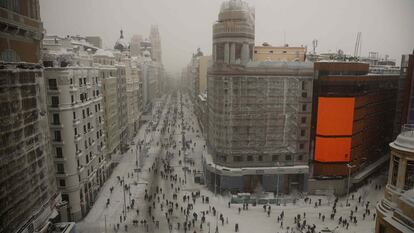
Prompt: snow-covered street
<box><xmin>76</xmin><ymin>92</ymin><xmax>386</xmax><ymax>233</ymax></box>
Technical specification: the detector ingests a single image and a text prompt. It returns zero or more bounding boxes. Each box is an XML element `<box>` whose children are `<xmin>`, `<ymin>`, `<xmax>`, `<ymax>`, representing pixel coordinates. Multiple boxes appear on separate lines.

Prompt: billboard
<box><xmin>314</xmin><ymin>137</ymin><xmax>351</xmax><ymax>162</ymax></box>
<box><xmin>316</xmin><ymin>97</ymin><xmax>355</xmax><ymax>136</ymax></box>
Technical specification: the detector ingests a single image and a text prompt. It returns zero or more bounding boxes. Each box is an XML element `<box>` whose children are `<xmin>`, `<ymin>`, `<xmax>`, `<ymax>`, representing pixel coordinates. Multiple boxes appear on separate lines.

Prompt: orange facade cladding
<box><xmin>314</xmin><ymin>137</ymin><xmax>351</xmax><ymax>162</ymax></box>
<box><xmin>316</xmin><ymin>97</ymin><xmax>355</xmax><ymax>136</ymax></box>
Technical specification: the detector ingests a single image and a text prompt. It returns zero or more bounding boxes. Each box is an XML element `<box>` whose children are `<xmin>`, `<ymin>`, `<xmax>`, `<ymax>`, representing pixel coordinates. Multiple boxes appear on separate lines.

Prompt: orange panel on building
<box><xmin>316</xmin><ymin>97</ymin><xmax>355</xmax><ymax>136</ymax></box>
<box><xmin>314</xmin><ymin>137</ymin><xmax>351</xmax><ymax>162</ymax></box>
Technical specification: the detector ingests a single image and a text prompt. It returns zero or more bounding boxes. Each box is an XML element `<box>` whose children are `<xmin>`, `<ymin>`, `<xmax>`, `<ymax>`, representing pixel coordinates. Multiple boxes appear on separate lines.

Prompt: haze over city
<box><xmin>1</xmin><ymin>1</ymin><xmax>414</xmax><ymax>233</ymax></box>
<box><xmin>40</xmin><ymin>0</ymin><xmax>414</xmax><ymax>73</ymax></box>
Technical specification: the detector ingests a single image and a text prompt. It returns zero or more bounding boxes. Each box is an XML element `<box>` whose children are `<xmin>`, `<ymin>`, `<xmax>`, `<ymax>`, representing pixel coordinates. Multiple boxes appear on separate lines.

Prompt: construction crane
<box><xmin>354</xmin><ymin>32</ymin><xmax>362</xmax><ymax>58</ymax></box>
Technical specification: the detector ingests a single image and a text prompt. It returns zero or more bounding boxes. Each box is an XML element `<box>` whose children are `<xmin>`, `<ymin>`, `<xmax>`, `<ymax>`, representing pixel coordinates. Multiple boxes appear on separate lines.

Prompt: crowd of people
<box><xmin>96</xmin><ymin>92</ymin><xmax>383</xmax><ymax>233</ymax></box>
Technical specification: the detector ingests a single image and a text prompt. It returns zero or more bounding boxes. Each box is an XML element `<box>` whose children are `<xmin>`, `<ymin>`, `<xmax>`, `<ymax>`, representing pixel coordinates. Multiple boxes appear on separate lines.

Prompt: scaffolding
<box><xmin>0</xmin><ymin>64</ymin><xmax>52</xmax><ymax>233</ymax></box>
<box><xmin>207</xmin><ymin>63</ymin><xmax>313</xmax><ymax>167</ymax></box>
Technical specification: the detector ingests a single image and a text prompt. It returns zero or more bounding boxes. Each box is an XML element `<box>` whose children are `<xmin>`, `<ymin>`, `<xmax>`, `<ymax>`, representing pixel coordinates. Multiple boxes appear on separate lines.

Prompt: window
<box><xmin>56</xmin><ymin>147</ymin><xmax>63</xmax><ymax>158</ymax></box>
<box><xmin>83</xmin><ymin>78</ymin><xmax>87</xmax><ymax>84</ymax></box>
<box><xmin>52</xmin><ymin>113</ymin><xmax>60</xmax><ymax>125</ymax></box>
<box><xmin>79</xmin><ymin>78</ymin><xmax>82</xmax><ymax>85</ymax></box>
<box><xmin>302</xmin><ymin>104</ymin><xmax>307</xmax><ymax>111</ymax></box>
<box><xmin>48</xmin><ymin>79</ymin><xmax>57</xmax><ymax>90</ymax></box>
<box><xmin>233</xmin><ymin>156</ymin><xmax>242</xmax><ymax>162</ymax></box>
<box><xmin>83</xmin><ymin>125</ymin><xmax>87</xmax><ymax>133</ymax></box>
<box><xmin>73</xmin><ymin>111</ymin><xmax>76</xmax><ymax>120</ymax></box>
<box><xmin>74</xmin><ymin>127</ymin><xmax>78</xmax><ymax>136</ymax></box>
<box><xmin>302</xmin><ymin>92</ymin><xmax>307</xmax><ymax>98</ymax></box>
<box><xmin>258</xmin><ymin>155</ymin><xmax>263</xmax><ymax>161</ymax></box>
<box><xmin>82</xmin><ymin>109</ymin><xmax>86</xmax><ymax>119</ymax></box>
<box><xmin>404</xmin><ymin>160</ymin><xmax>414</xmax><ymax>190</ymax></box>
<box><xmin>301</xmin><ymin>81</ymin><xmax>306</xmax><ymax>91</ymax></box>
<box><xmin>300</xmin><ymin>129</ymin><xmax>306</xmax><ymax>137</ymax></box>
<box><xmin>247</xmin><ymin>156</ymin><xmax>253</xmax><ymax>161</ymax></box>
<box><xmin>391</xmin><ymin>156</ymin><xmax>400</xmax><ymax>186</ymax></box>
<box><xmin>285</xmin><ymin>154</ymin><xmax>292</xmax><ymax>161</ymax></box>
<box><xmin>299</xmin><ymin>143</ymin><xmax>304</xmax><ymax>149</ymax></box>
<box><xmin>272</xmin><ymin>155</ymin><xmax>279</xmax><ymax>161</ymax></box>
<box><xmin>298</xmin><ymin>155</ymin><xmax>303</xmax><ymax>161</ymax></box>
<box><xmin>70</xmin><ymin>78</ymin><xmax>73</xmax><ymax>84</ymax></box>
<box><xmin>61</xmin><ymin>194</ymin><xmax>69</xmax><ymax>203</ymax></box>
<box><xmin>87</xmin><ymin>122</ymin><xmax>91</xmax><ymax>129</ymax></box>
<box><xmin>71</xmin><ymin>95</ymin><xmax>74</xmax><ymax>103</ymax></box>
<box><xmin>57</xmin><ymin>163</ymin><xmax>65</xmax><ymax>174</ymax></box>
<box><xmin>54</xmin><ymin>131</ymin><xmax>61</xmax><ymax>142</ymax></box>
<box><xmin>87</xmin><ymin>108</ymin><xmax>90</xmax><ymax>116</ymax></box>
<box><xmin>51</xmin><ymin>96</ymin><xmax>59</xmax><ymax>107</ymax></box>
<box><xmin>59</xmin><ymin>179</ymin><xmax>66</xmax><ymax>187</ymax></box>
<box><xmin>301</xmin><ymin>117</ymin><xmax>306</xmax><ymax>124</ymax></box>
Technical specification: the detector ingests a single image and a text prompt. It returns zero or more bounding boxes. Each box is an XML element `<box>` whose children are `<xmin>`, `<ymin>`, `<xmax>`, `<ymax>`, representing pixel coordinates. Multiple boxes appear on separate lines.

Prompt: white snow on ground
<box><xmin>76</xmin><ymin>92</ymin><xmax>386</xmax><ymax>233</ymax></box>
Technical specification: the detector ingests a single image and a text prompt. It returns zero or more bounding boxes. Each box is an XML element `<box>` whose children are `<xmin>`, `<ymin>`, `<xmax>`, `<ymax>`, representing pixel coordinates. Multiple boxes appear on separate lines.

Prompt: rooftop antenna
<box><xmin>354</xmin><ymin>32</ymin><xmax>362</xmax><ymax>58</ymax></box>
<box><xmin>312</xmin><ymin>39</ymin><xmax>318</xmax><ymax>55</ymax></box>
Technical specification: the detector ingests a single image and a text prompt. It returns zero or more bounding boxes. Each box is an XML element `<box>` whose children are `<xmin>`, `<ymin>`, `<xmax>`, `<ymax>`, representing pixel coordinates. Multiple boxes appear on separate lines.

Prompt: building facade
<box><xmin>310</xmin><ymin>62</ymin><xmax>400</xmax><ymax>192</ymax></box>
<box><xmin>116</xmin><ymin>64</ymin><xmax>129</xmax><ymax>153</ymax></box>
<box><xmin>254</xmin><ymin>43</ymin><xmax>306</xmax><ymax>62</ymax></box>
<box><xmin>93</xmin><ymin>51</ymin><xmax>120</xmax><ymax>173</ymax></box>
<box><xmin>375</xmin><ymin>124</ymin><xmax>414</xmax><ymax>233</ymax></box>
<box><xmin>205</xmin><ymin>0</ymin><xmax>312</xmax><ymax>194</ymax></box>
<box><xmin>43</xmin><ymin>36</ymin><xmax>107</xmax><ymax>221</ymax></box>
<box><xmin>0</xmin><ymin>2</ymin><xmax>59</xmax><ymax>233</ymax></box>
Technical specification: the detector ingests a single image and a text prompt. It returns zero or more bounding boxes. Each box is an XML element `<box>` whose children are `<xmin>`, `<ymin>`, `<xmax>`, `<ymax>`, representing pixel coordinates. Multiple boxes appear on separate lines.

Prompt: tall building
<box><xmin>309</xmin><ymin>62</ymin><xmax>400</xmax><ymax>195</ymax></box>
<box><xmin>43</xmin><ymin>36</ymin><xmax>107</xmax><ymax>221</ymax></box>
<box><xmin>0</xmin><ymin>2</ymin><xmax>59</xmax><ymax>233</ymax></box>
<box><xmin>93</xmin><ymin>50</ymin><xmax>120</xmax><ymax>173</ymax></box>
<box><xmin>204</xmin><ymin>0</ymin><xmax>313</xmax><ymax>194</ymax></box>
<box><xmin>116</xmin><ymin>64</ymin><xmax>128</xmax><ymax>153</ymax></box>
<box><xmin>375</xmin><ymin>124</ymin><xmax>414</xmax><ymax>233</ymax></box>
<box><xmin>149</xmin><ymin>25</ymin><xmax>162</xmax><ymax>63</ymax></box>
<box><xmin>401</xmin><ymin>53</ymin><xmax>414</xmax><ymax>125</ymax></box>
<box><xmin>130</xmin><ymin>34</ymin><xmax>143</xmax><ymax>57</ymax></box>
<box><xmin>254</xmin><ymin>43</ymin><xmax>306</xmax><ymax>62</ymax></box>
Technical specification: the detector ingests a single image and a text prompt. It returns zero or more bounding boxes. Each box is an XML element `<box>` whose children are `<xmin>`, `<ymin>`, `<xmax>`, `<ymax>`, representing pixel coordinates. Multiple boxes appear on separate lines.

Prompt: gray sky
<box><xmin>40</xmin><ymin>0</ymin><xmax>414</xmax><ymax>74</ymax></box>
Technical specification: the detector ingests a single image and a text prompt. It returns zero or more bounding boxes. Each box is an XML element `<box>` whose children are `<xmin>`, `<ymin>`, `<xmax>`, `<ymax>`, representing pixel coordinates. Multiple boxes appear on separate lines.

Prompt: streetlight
<box><xmin>275</xmin><ymin>162</ymin><xmax>280</xmax><ymax>205</ymax></box>
<box><xmin>214</xmin><ymin>163</ymin><xmax>217</xmax><ymax>196</ymax></box>
<box><xmin>346</xmin><ymin>163</ymin><xmax>356</xmax><ymax>205</ymax></box>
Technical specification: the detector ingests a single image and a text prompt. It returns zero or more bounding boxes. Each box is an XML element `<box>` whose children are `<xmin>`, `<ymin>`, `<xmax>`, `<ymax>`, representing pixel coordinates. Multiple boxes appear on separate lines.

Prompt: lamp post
<box><xmin>276</xmin><ymin>162</ymin><xmax>280</xmax><ymax>205</ymax></box>
<box><xmin>214</xmin><ymin>163</ymin><xmax>217</xmax><ymax>196</ymax></box>
<box><xmin>346</xmin><ymin>163</ymin><xmax>355</xmax><ymax>205</ymax></box>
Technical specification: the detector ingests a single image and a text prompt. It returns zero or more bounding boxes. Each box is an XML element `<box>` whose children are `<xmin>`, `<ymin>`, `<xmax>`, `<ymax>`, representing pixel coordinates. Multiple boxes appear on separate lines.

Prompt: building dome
<box><xmin>114</xmin><ymin>30</ymin><xmax>128</xmax><ymax>51</ymax></box>
<box><xmin>390</xmin><ymin>124</ymin><xmax>414</xmax><ymax>153</ymax></box>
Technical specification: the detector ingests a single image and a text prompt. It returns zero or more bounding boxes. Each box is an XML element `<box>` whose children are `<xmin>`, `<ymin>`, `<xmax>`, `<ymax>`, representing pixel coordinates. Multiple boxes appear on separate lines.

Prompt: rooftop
<box><xmin>390</xmin><ymin>124</ymin><xmax>414</xmax><ymax>153</ymax></box>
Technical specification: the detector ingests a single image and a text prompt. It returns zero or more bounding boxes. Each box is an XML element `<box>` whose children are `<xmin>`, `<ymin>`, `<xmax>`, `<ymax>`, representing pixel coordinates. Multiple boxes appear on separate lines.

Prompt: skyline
<box><xmin>40</xmin><ymin>0</ymin><xmax>414</xmax><ymax>73</ymax></box>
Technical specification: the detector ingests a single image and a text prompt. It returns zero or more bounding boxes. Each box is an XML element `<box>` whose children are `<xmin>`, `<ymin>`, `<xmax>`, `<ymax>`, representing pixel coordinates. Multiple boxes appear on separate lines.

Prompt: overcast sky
<box><xmin>40</xmin><ymin>0</ymin><xmax>414</xmax><ymax>74</ymax></box>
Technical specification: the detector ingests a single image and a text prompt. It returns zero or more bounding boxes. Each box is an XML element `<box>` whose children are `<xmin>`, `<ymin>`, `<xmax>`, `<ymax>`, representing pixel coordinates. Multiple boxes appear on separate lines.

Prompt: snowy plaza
<box><xmin>76</xmin><ymin>92</ymin><xmax>386</xmax><ymax>233</ymax></box>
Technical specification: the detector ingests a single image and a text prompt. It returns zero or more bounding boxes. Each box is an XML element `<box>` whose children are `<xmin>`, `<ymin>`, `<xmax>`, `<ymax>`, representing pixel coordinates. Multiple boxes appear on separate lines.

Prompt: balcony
<box><xmin>76</xmin><ymin>149</ymin><xmax>82</xmax><ymax>156</ymax></box>
<box><xmin>73</xmin><ymin>118</ymin><xmax>81</xmax><ymax>125</ymax></box>
<box><xmin>69</xmin><ymin>85</ymin><xmax>78</xmax><ymax>92</ymax></box>
<box><xmin>54</xmin><ymin>156</ymin><xmax>66</xmax><ymax>162</ymax></box>
<box><xmin>74</xmin><ymin>134</ymin><xmax>81</xmax><ymax>141</ymax></box>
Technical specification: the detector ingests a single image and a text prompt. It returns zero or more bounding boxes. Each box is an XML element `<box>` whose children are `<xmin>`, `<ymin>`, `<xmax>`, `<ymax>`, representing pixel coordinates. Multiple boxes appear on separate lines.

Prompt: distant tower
<box><xmin>212</xmin><ymin>0</ymin><xmax>255</xmax><ymax>66</ymax></box>
<box><xmin>149</xmin><ymin>25</ymin><xmax>162</xmax><ymax>63</ymax></box>
<box><xmin>130</xmin><ymin>34</ymin><xmax>143</xmax><ymax>57</ymax></box>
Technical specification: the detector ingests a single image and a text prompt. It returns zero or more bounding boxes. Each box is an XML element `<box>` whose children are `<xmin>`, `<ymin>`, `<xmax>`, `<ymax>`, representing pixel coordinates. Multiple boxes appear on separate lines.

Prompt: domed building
<box><xmin>375</xmin><ymin>124</ymin><xmax>414</xmax><ymax>233</ymax></box>
<box><xmin>114</xmin><ymin>29</ymin><xmax>129</xmax><ymax>52</ymax></box>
